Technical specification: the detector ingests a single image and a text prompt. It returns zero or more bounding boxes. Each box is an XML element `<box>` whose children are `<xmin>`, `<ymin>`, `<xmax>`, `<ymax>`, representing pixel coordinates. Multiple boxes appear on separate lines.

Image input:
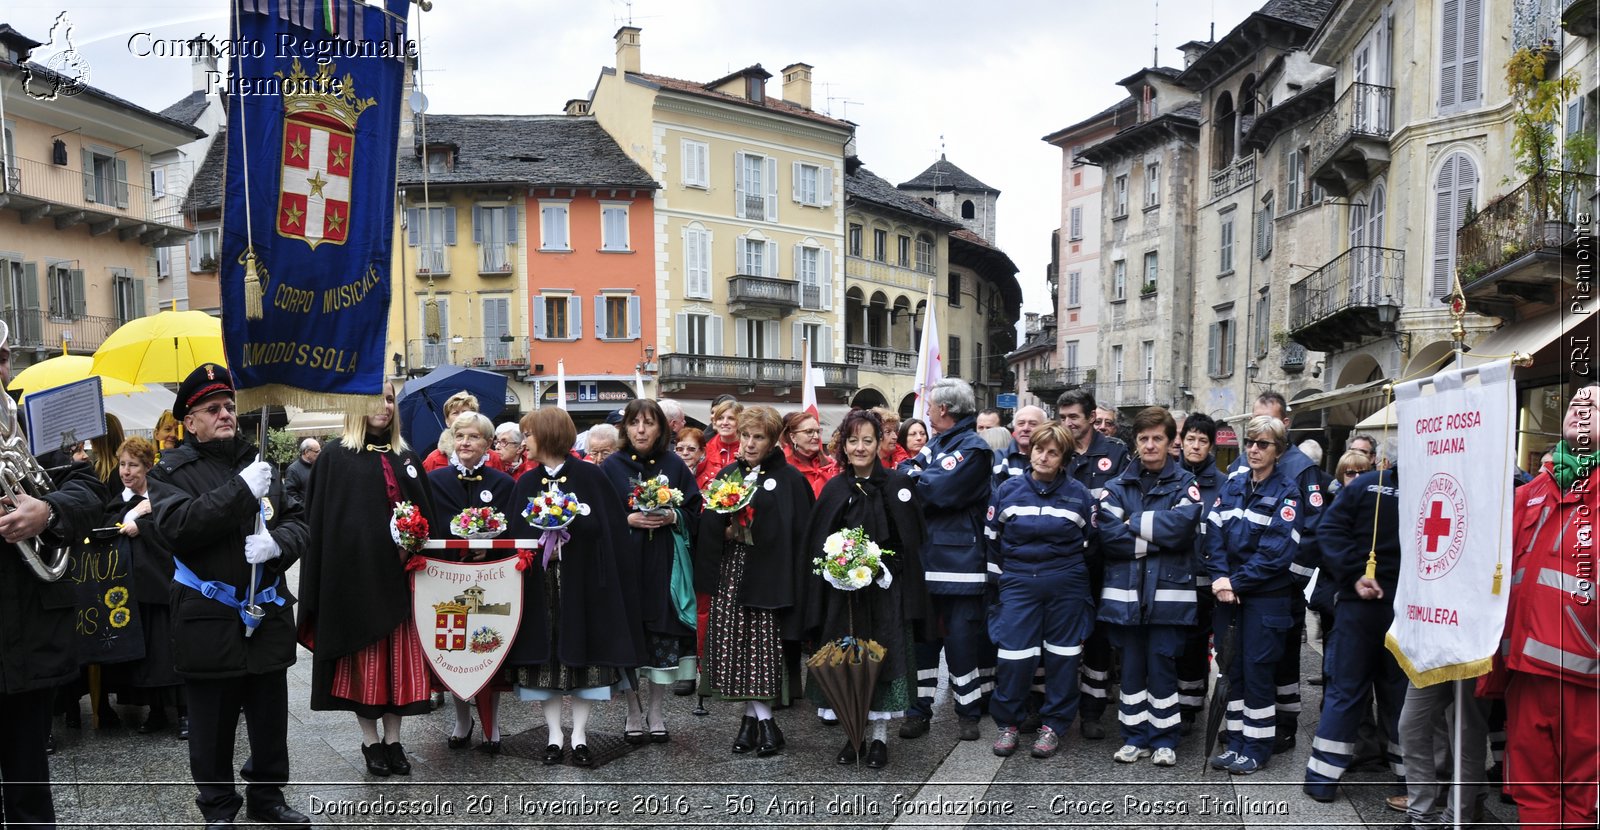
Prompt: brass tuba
<box><xmin>0</xmin><ymin>390</ymin><xmax>70</xmax><ymax>581</ymax></box>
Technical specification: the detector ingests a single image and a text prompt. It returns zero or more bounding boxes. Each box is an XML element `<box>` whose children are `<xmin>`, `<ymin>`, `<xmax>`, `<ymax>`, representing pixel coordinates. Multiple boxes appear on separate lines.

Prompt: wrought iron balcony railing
<box><xmin>1456</xmin><ymin>170</ymin><xmax>1598</xmax><ymax>288</ymax></box>
<box><xmin>409</xmin><ymin>336</ymin><xmax>529</xmax><ymax>371</ymax></box>
<box><xmin>1288</xmin><ymin>246</ymin><xmax>1405</xmax><ymax>352</ymax></box>
<box><xmin>1309</xmin><ymin>82</ymin><xmax>1394</xmax><ymax>176</ymax></box>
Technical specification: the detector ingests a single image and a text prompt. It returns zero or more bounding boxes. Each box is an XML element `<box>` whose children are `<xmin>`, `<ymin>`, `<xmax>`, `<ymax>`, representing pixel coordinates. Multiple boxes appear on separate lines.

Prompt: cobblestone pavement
<box><xmin>47</xmin><ymin>569</ymin><xmax>1517</xmax><ymax>829</ymax></box>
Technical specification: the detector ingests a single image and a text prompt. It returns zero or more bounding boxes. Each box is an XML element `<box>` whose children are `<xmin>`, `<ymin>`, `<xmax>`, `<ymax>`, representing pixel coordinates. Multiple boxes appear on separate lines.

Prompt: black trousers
<box><xmin>184</xmin><ymin>670</ymin><xmax>290</xmax><ymax>822</ymax></box>
<box><xmin>0</xmin><ymin>688</ymin><xmax>55</xmax><ymax>829</ymax></box>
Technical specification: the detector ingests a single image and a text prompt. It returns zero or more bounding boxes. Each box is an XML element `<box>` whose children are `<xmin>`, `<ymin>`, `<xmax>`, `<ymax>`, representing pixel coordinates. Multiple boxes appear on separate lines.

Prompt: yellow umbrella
<box><xmin>7</xmin><ymin>355</ymin><xmax>147</xmax><ymax>397</ymax></box>
<box><xmin>91</xmin><ymin>310</ymin><xmax>226</xmax><ymax>385</ymax></box>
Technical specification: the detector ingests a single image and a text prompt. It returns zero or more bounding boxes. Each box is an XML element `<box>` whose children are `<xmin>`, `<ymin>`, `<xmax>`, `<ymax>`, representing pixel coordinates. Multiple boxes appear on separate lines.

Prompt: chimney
<box><xmin>564</xmin><ymin>98</ymin><xmax>590</xmax><ymax>116</ymax></box>
<box><xmin>1179</xmin><ymin>40</ymin><xmax>1210</xmax><ymax>69</ymax></box>
<box><xmin>781</xmin><ymin>63</ymin><xmax>813</xmax><ymax>110</ymax></box>
<box><xmin>614</xmin><ymin>26</ymin><xmax>641</xmax><ymax>75</ymax></box>
<box><xmin>189</xmin><ymin>36</ymin><xmax>218</xmax><ymax>94</ymax></box>
<box><xmin>1025</xmin><ymin>312</ymin><xmax>1040</xmax><ymax>334</ymax></box>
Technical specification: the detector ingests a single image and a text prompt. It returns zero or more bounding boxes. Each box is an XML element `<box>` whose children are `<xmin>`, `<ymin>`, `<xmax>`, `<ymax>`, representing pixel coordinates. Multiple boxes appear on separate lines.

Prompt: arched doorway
<box><xmin>898</xmin><ymin>392</ymin><xmax>919</xmax><ymax>420</ymax></box>
<box><xmin>851</xmin><ymin>387</ymin><xmax>888</xmax><ymax>411</ymax></box>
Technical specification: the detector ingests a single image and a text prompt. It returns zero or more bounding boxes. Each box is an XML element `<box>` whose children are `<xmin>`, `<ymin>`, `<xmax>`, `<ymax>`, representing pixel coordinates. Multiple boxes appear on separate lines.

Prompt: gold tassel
<box><xmin>423</xmin><ymin>281</ymin><xmax>441</xmax><ymax>342</ymax></box>
<box><xmin>1364</xmin><ymin>549</ymin><xmax>1377</xmax><ymax>581</ymax></box>
<box><xmin>243</xmin><ymin>249</ymin><xmax>264</xmax><ymax>320</ymax></box>
<box><xmin>1492</xmin><ymin>562</ymin><xmax>1504</xmax><ymax>595</ymax></box>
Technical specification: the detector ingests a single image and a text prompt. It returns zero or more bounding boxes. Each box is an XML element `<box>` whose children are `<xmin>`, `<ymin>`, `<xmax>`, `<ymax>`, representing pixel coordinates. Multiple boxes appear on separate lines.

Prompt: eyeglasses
<box><xmin>196</xmin><ymin>402</ymin><xmax>237</xmax><ymax>417</ymax></box>
<box><xmin>1243</xmin><ymin>439</ymin><xmax>1277</xmax><ymax>451</ymax></box>
<box><xmin>1342</xmin><ymin>469</ymin><xmax>1364</xmax><ymax>478</ymax></box>
<box><xmin>674</xmin><ymin>445</ymin><xmax>700</xmax><ymax>453</ymax></box>
<box><xmin>493</xmin><ymin>439</ymin><xmax>518</xmax><ymax>447</ymax></box>
<box><xmin>792</xmin><ymin>428</ymin><xmax>821</xmax><ymax>437</ymax></box>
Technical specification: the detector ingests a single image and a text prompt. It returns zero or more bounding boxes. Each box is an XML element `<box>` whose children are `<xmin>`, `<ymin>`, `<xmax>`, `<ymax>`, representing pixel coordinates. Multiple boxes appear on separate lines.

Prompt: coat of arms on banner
<box><xmin>276</xmin><ymin>59</ymin><xmax>374</xmax><ymax>249</ymax></box>
<box><xmin>410</xmin><ymin>555</ymin><xmax>522</xmax><ymax>700</ymax></box>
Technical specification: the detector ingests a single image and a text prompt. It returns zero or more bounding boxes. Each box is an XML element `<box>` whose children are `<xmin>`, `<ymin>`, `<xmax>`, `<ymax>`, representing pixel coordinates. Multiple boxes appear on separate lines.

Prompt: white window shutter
<box><xmin>675</xmin><ymin>312</ymin><xmax>688</xmax><ymax>353</ymax></box>
<box><xmin>628</xmin><ymin>295</ymin><xmax>641</xmax><ymax>339</ymax></box>
<box><xmin>443</xmin><ymin>207</ymin><xmax>457</xmax><ymax>245</ymax></box>
<box><xmin>792</xmin><ymin>322</ymin><xmax>802</xmax><ymax>360</ymax></box>
<box><xmin>765</xmin><ymin>156</ymin><xmax>779</xmax><ymax>221</ymax></box>
<box><xmin>505</xmin><ymin>205</ymin><xmax>517</xmax><ymax>245</ymax></box>
<box><xmin>735</xmin><ymin>237</ymin><xmax>748</xmax><ymax>275</ymax></box>
<box><xmin>819</xmin><ymin>325</ymin><xmax>833</xmax><ymax>362</ymax></box>
<box><xmin>734</xmin><ymin>151</ymin><xmax>747</xmax><ymax>218</ymax></box>
<box><xmin>792</xmin><ymin>161</ymin><xmax>802</xmax><ymax>203</ymax></box>
<box><xmin>682</xmin><ymin>140</ymin><xmax>693</xmax><ymax>187</ymax></box>
<box><xmin>793</xmin><ymin>245</ymin><xmax>802</xmax><ymax>286</ymax></box>
<box><xmin>472</xmin><ymin>205</ymin><xmax>483</xmax><ymax>244</ymax></box>
<box><xmin>767</xmin><ymin>240</ymin><xmax>779</xmax><ymax>277</ymax></box>
<box><xmin>820</xmin><ymin>249</ymin><xmax>833</xmax><ymax>309</ymax></box>
<box><xmin>765</xmin><ymin>321</ymin><xmax>779</xmax><ymax>357</ymax></box>
<box><xmin>820</xmin><ymin>167</ymin><xmax>833</xmax><ymax>206</ymax></box>
<box><xmin>1439</xmin><ymin>0</ymin><xmax>1459</xmax><ymax>109</ymax></box>
<box><xmin>594</xmin><ymin>295</ymin><xmax>606</xmax><ymax>338</ymax></box>
<box><xmin>568</xmin><ymin>295</ymin><xmax>582</xmax><ymax>340</ymax></box>
<box><xmin>534</xmin><ymin>298</ymin><xmax>547</xmax><ymax>339</ymax></box>
<box><xmin>709</xmin><ymin>315</ymin><xmax>724</xmax><ymax>353</ymax></box>
<box><xmin>81</xmin><ymin>148</ymin><xmax>94</xmax><ymax>201</ymax></box>
<box><xmin>1207</xmin><ymin>324</ymin><xmax>1218</xmax><ymax>375</ymax></box>
<box><xmin>1226</xmin><ymin>322</ymin><xmax>1235</xmax><ymax>371</ymax></box>
<box><xmin>1460</xmin><ymin>0</ymin><xmax>1481</xmax><ymax>106</ymax></box>
<box><xmin>736</xmin><ymin>319</ymin><xmax>748</xmax><ymax>357</ymax></box>
<box><xmin>114</xmin><ymin>158</ymin><xmax>129</xmax><ymax>207</ymax></box>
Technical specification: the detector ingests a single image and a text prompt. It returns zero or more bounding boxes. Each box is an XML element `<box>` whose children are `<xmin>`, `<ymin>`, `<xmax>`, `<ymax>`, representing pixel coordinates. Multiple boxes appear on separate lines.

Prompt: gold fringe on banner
<box><xmin>1385</xmin><ymin>633</ymin><xmax>1495</xmax><ymax>688</ymax></box>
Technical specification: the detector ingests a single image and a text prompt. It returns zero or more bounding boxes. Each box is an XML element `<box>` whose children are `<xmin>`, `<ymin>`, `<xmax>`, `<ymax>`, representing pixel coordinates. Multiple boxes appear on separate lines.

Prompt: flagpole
<box><xmin>911</xmin><ymin>279</ymin><xmax>937</xmax><ymax>422</ymax></box>
<box><xmin>556</xmin><ymin>359</ymin><xmax>566</xmax><ymax>411</ymax></box>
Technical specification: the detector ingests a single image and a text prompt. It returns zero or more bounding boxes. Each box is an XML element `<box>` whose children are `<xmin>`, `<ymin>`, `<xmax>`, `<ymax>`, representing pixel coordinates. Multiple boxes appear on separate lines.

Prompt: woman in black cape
<box><xmin>299</xmin><ymin>381</ymin><xmax>437</xmax><ymax>777</ymax></box>
<box><xmin>111</xmin><ymin>436</ymin><xmax>187</xmax><ymax>735</ymax></box>
<box><xmin>600</xmin><ymin>398</ymin><xmax>702</xmax><ymax>743</ymax></box>
<box><xmin>696</xmin><ymin>405</ymin><xmax>815</xmax><ymax>756</ymax></box>
<box><xmin>506</xmin><ymin>407</ymin><xmax>644</xmax><ymax>767</ymax></box>
<box><xmin>802</xmin><ymin>409</ymin><xmax>929</xmax><ymax>768</ymax></box>
<box><xmin>424</xmin><ymin>409</ymin><xmax>517</xmax><ymax>752</ymax></box>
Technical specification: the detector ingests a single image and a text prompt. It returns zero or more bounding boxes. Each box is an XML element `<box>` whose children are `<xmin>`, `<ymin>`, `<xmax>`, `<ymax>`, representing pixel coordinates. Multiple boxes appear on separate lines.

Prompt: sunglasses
<box><xmin>1243</xmin><ymin>439</ymin><xmax>1277</xmax><ymax>451</ymax></box>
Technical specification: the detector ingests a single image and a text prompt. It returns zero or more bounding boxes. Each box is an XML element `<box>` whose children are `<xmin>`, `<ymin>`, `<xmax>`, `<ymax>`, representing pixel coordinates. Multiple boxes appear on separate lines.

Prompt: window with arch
<box><xmin>961</xmin><ymin>199</ymin><xmax>976</xmax><ymax>219</ymax></box>
<box><xmin>1213</xmin><ymin>91</ymin><xmax>1237</xmax><ymax>168</ymax></box>
<box><xmin>1431</xmin><ymin>153</ymin><xmax>1477</xmax><ymax>298</ymax></box>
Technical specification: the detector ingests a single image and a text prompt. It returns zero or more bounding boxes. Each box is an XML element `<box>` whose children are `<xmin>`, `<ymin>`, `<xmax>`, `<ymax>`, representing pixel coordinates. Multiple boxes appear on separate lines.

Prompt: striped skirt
<box><xmin>702</xmin><ymin>543</ymin><xmax>787</xmax><ymax>703</ymax></box>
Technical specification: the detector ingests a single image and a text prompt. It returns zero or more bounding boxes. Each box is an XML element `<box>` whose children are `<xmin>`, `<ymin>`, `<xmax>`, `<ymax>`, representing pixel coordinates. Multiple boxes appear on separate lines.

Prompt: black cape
<box><xmin>115</xmin><ymin>478</ymin><xmax>182</xmax><ymax>605</ymax></box>
<box><xmin>695</xmin><ymin>447</ymin><xmax>815</xmax><ymax>640</ymax></box>
<box><xmin>426</xmin><ymin>463</ymin><xmax>516</xmax><ymax>534</ymax></box>
<box><xmin>801</xmin><ymin>465</ymin><xmax>932</xmax><ymax>642</ymax></box>
<box><xmin>506</xmin><ymin>460</ymin><xmax>647</xmax><ymax>669</ymax></box>
<box><xmin>600</xmin><ymin>448</ymin><xmax>703</xmax><ymax>638</ymax></box>
<box><xmin>298</xmin><ymin>438</ymin><xmax>435</xmax><ymax>663</ymax></box>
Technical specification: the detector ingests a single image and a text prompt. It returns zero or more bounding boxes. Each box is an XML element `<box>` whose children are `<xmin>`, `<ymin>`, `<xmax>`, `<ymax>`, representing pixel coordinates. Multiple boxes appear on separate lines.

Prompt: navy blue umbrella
<box><xmin>397</xmin><ymin>364</ymin><xmax>508</xmax><ymax>453</ymax></box>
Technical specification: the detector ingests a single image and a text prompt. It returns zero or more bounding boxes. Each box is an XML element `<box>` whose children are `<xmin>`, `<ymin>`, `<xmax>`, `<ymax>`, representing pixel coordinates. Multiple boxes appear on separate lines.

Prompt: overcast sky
<box><xmin>6</xmin><ymin>0</ymin><xmax>1265</xmax><ymax>317</ymax></box>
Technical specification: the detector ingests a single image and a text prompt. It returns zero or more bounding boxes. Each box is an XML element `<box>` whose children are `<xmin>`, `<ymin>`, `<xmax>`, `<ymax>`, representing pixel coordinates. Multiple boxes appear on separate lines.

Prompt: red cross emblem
<box><xmin>1415</xmin><ymin>473</ymin><xmax>1467</xmax><ymax>580</ymax></box>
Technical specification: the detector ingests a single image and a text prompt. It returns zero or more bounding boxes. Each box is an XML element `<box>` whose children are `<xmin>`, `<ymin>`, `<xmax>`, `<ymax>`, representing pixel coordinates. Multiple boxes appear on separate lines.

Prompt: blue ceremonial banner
<box><xmin>220</xmin><ymin>0</ymin><xmax>414</xmax><ymax>412</ymax></box>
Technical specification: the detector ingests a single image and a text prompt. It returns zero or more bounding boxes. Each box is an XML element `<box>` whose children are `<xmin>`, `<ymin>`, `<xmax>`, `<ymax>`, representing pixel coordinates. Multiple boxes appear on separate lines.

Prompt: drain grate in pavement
<box><xmin>499</xmin><ymin>727</ymin><xmax>641</xmax><ymax>769</ymax></box>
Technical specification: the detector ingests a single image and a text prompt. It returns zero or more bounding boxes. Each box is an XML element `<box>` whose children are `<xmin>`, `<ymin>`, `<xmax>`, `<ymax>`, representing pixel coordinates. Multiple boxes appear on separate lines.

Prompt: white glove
<box><xmin>238</xmin><ymin>461</ymin><xmax>273</xmax><ymax>500</ymax></box>
<box><xmin>244</xmin><ymin>532</ymin><xmax>281</xmax><ymax>564</ymax></box>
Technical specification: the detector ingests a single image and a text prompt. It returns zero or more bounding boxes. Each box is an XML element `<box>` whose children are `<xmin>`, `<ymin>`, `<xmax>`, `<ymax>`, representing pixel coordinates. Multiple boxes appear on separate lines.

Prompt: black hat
<box><xmin>173</xmin><ymin>362</ymin><xmax>234</xmax><ymax>420</ymax></box>
<box><xmin>604</xmin><ymin>407</ymin><xmax>626</xmax><ymax>425</ymax></box>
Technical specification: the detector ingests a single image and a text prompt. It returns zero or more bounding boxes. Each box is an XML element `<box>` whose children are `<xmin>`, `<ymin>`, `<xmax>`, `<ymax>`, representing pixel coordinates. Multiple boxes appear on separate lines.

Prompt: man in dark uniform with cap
<box><xmin>150</xmin><ymin>363</ymin><xmax>310</xmax><ymax>828</ymax></box>
<box><xmin>0</xmin><ymin>319</ymin><xmax>105</xmax><ymax>829</ymax></box>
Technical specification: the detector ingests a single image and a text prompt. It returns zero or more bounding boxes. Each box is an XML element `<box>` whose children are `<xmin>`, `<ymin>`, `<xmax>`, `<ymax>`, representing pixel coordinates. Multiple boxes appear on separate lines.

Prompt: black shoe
<box><xmin>768</xmin><ymin>718</ymin><xmax>786</xmax><ymax>748</ymax></box>
<box><xmin>958</xmin><ymin>717</ymin><xmax>981</xmax><ymax>741</ymax></box>
<box><xmin>384</xmin><ymin>742</ymin><xmax>411</xmax><ymax>775</ymax></box>
<box><xmin>1274</xmin><ymin>733</ymin><xmax>1297</xmax><ymax>753</ymax></box>
<box><xmin>138</xmin><ymin>708</ymin><xmax>169</xmax><ymax>734</ymax></box>
<box><xmin>204</xmin><ymin>821</ymin><xmax>234</xmax><ymax>829</ymax></box>
<box><xmin>672</xmin><ymin>679</ymin><xmax>696</xmax><ymax>696</ymax></box>
<box><xmin>177</xmin><ymin>716</ymin><xmax>190</xmax><ymax>740</ymax></box>
<box><xmin>1080</xmin><ymin>717</ymin><xmax>1107</xmax><ymax>740</ymax></box>
<box><xmin>245</xmin><ymin>803</ymin><xmax>311</xmax><ymax>826</ymax></box>
<box><xmin>836</xmin><ymin>739</ymin><xmax>861</xmax><ymax>765</ymax></box>
<box><xmin>649</xmin><ymin>728</ymin><xmax>670</xmax><ymax>744</ymax></box>
<box><xmin>447</xmin><ymin>721</ymin><xmax>474</xmax><ymax>750</ymax></box>
<box><xmin>755</xmin><ymin>719</ymin><xmax>782</xmax><ymax>756</ymax></box>
<box><xmin>572</xmin><ymin>744</ymin><xmax>594</xmax><ymax>767</ymax></box>
<box><xmin>1303</xmin><ymin>784</ymin><xmax>1336</xmax><ymax>803</ymax></box>
<box><xmin>899</xmin><ymin>716</ymin><xmax>929</xmax><ymax>739</ymax></box>
<box><xmin>864</xmin><ymin>739</ymin><xmax>888</xmax><ymax>769</ymax></box>
<box><xmin>361</xmin><ymin>743</ymin><xmax>391</xmax><ymax>777</ymax></box>
<box><xmin>623</xmin><ymin>729</ymin><xmax>647</xmax><ymax>745</ymax></box>
<box><xmin>731</xmin><ymin>716</ymin><xmax>758</xmax><ymax>753</ymax></box>
<box><xmin>477</xmin><ymin>740</ymin><xmax>502</xmax><ymax>755</ymax></box>
<box><xmin>542</xmin><ymin>743</ymin><xmax>563</xmax><ymax>765</ymax></box>
<box><xmin>1179</xmin><ymin>712</ymin><xmax>1196</xmax><ymax>736</ymax></box>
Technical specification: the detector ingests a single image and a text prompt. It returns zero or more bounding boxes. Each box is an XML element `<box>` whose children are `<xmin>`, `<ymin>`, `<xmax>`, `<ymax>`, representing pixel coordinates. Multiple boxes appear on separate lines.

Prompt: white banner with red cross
<box><xmin>410</xmin><ymin>540</ymin><xmax>529</xmax><ymax>700</ymax></box>
<box><xmin>1386</xmin><ymin>359</ymin><xmax>1514</xmax><ymax>686</ymax></box>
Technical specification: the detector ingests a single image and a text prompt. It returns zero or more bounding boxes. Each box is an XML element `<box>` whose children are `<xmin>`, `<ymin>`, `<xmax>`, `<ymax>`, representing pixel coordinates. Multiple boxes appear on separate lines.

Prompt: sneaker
<box><xmin>1080</xmin><ymin>717</ymin><xmax>1106</xmax><ymax>740</ymax></box>
<box><xmin>1209</xmin><ymin>749</ymin><xmax>1239</xmax><ymax>770</ymax></box>
<box><xmin>899</xmin><ymin>716</ymin><xmax>929</xmax><ymax>739</ymax></box>
<box><xmin>992</xmin><ymin>726</ymin><xmax>1020</xmax><ymax>757</ymax></box>
<box><xmin>1227</xmin><ymin>755</ymin><xmax>1263</xmax><ymax>775</ymax></box>
<box><xmin>1030</xmin><ymin>725</ymin><xmax>1061</xmax><ymax>758</ymax></box>
<box><xmin>958</xmin><ymin>717</ymin><xmax>981</xmax><ymax>741</ymax></box>
<box><xmin>1384</xmin><ymin>794</ymin><xmax>1408</xmax><ymax>813</ymax></box>
<box><xmin>1151</xmin><ymin>747</ymin><xmax>1177</xmax><ymax>767</ymax></box>
<box><xmin>1113</xmin><ymin>744</ymin><xmax>1152</xmax><ymax>763</ymax></box>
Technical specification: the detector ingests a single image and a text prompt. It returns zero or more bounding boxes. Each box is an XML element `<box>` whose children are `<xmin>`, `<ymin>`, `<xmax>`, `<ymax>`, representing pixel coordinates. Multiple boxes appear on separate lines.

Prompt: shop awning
<box><xmin>1285</xmin><ymin>378</ymin><xmax>1390</xmax><ymax>414</ymax></box>
<box><xmin>1468</xmin><ymin>308</ymin><xmax>1595</xmax><ymax>361</ymax></box>
<box><xmin>285</xmin><ymin>408</ymin><xmax>345</xmax><ymax>435</ymax></box>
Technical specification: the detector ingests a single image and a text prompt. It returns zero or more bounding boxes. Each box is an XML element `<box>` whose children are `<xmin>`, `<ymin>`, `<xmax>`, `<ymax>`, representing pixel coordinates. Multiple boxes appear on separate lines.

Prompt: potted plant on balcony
<box><xmin>1506</xmin><ymin>46</ymin><xmax>1591</xmax><ymax>245</ymax></box>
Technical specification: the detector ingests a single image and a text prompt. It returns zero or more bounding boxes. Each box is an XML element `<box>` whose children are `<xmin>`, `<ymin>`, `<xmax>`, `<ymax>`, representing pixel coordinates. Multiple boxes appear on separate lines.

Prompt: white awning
<box><xmin>1468</xmin><ymin>308</ymin><xmax>1595</xmax><ymax>360</ymax></box>
<box><xmin>285</xmin><ymin>409</ymin><xmax>345</xmax><ymax>435</ymax></box>
<box><xmin>1285</xmin><ymin>378</ymin><xmax>1390</xmax><ymax>414</ymax></box>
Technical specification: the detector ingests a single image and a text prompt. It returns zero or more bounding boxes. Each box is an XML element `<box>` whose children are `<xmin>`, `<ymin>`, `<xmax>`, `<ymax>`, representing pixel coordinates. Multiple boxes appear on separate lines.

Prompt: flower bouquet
<box><xmin>521</xmin><ymin>486</ymin><xmax>590</xmax><ymax>569</ymax></box>
<box><xmin>449</xmin><ymin>506</ymin><xmax>507</xmax><ymax>540</ymax></box>
<box><xmin>630</xmin><ymin>474</ymin><xmax>684</xmax><ymax>517</ymax></box>
<box><xmin>706</xmin><ymin>468</ymin><xmax>759</xmax><ymax>515</ymax></box>
<box><xmin>813</xmin><ymin>526</ymin><xmax>895</xmax><ymax>591</ymax></box>
<box><xmin>390</xmin><ymin>501</ymin><xmax>430</xmax><ymax>553</ymax></box>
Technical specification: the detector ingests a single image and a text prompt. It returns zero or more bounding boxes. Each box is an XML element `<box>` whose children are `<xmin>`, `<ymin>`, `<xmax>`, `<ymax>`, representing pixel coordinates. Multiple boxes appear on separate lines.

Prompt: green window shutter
<box><xmin>133</xmin><ymin>278</ymin><xmax>146</xmax><ymax>318</ymax></box>
<box><xmin>115</xmin><ymin>158</ymin><xmax>129</xmax><ymax>208</ymax></box>
<box><xmin>81</xmin><ymin>149</ymin><xmax>94</xmax><ymax>202</ymax></box>
<box><xmin>71</xmin><ymin>269</ymin><xmax>86</xmax><ymax>317</ymax></box>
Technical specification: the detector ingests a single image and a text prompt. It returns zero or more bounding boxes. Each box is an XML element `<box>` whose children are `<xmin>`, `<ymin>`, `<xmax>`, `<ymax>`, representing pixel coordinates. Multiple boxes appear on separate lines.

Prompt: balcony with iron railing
<box><xmin>415</xmin><ymin>244</ymin><xmax>449</xmax><ymax>276</ymax></box>
<box><xmin>726</xmin><ymin>274</ymin><xmax>800</xmax><ymax>319</ymax></box>
<box><xmin>658</xmin><ymin>353</ymin><xmax>856</xmax><ymax>391</ymax></box>
<box><xmin>1027</xmin><ymin>366</ymin><xmax>1093</xmax><ymax>399</ymax></box>
<box><xmin>0</xmin><ymin>155</ymin><xmax>190</xmax><ymax>243</ymax></box>
<box><xmin>1308</xmin><ymin>82</ymin><xmax>1394</xmax><ymax>197</ymax></box>
<box><xmin>478</xmin><ymin>243</ymin><xmax>514</xmax><ymax>275</ymax></box>
<box><xmin>0</xmin><ymin>309</ymin><xmax>122</xmax><ymax>355</ymax></box>
<box><xmin>1456</xmin><ymin>170</ymin><xmax>1598</xmax><ymax>320</ymax></box>
<box><xmin>1210</xmin><ymin>154</ymin><xmax>1257</xmax><ymax>200</ymax></box>
<box><xmin>1288</xmin><ymin>246</ymin><xmax>1405</xmax><ymax>353</ymax></box>
<box><xmin>740</xmin><ymin>194</ymin><xmax>767</xmax><ymax>220</ymax></box>
<box><xmin>846</xmin><ymin>344</ymin><xmax>916</xmax><ymax>375</ymax></box>
<box><xmin>409</xmin><ymin>336</ymin><xmax>529</xmax><ymax>372</ymax></box>
<box><xmin>1100</xmin><ymin>379</ymin><xmax>1178</xmax><ymax>409</ymax></box>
